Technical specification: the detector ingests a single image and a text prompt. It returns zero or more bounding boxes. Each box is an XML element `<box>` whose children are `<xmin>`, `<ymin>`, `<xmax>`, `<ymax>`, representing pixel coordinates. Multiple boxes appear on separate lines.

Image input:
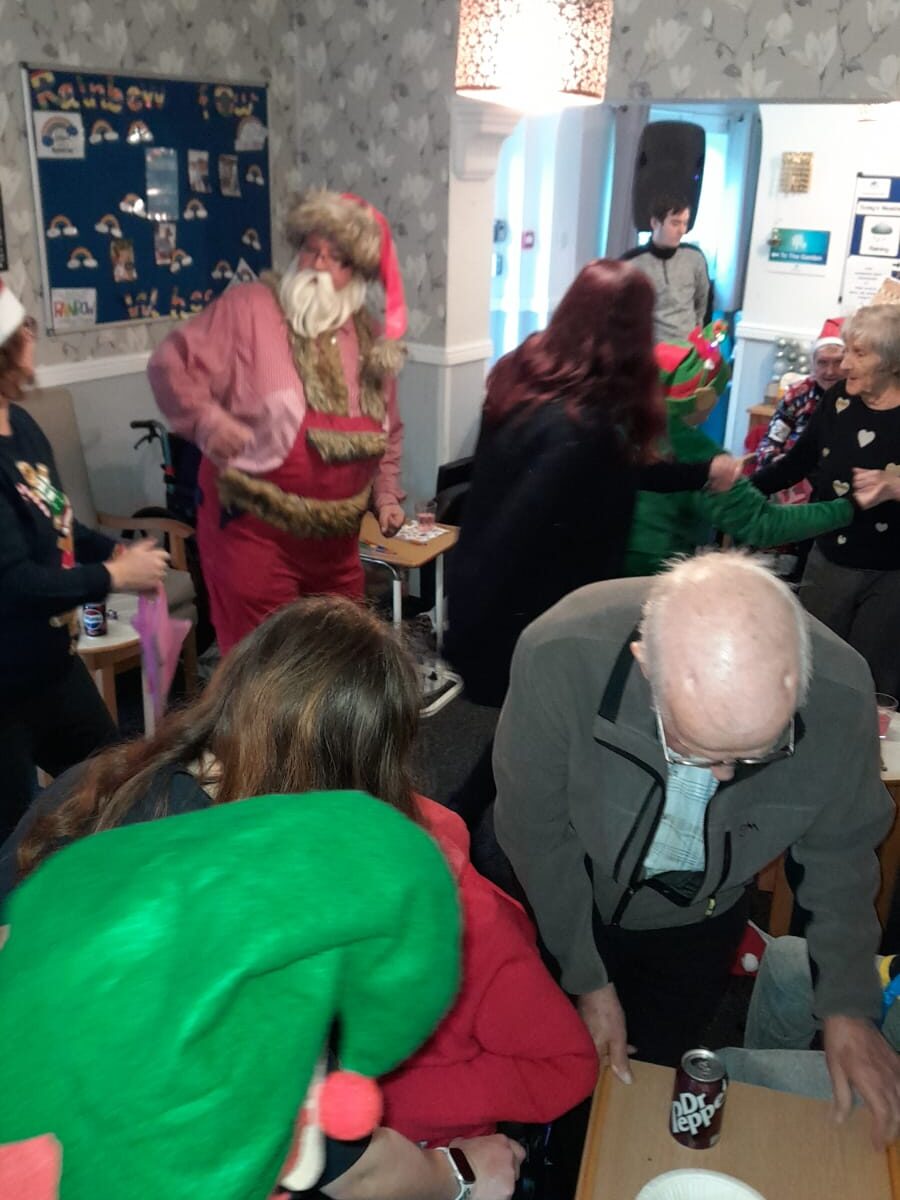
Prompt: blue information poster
<box><xmin>23</xmin><ymin>65</ymin><xmax>272</xmax><ymax>333</ymax></box>
<box><xmin>768</xmin><ymin>228</ymin><xmax>831</xmax><ymax>265</ymax></box>
<box><xmin>842</xmin><ymin>174</ymin><xmax>900</xmax><ymax>308</ymax></box>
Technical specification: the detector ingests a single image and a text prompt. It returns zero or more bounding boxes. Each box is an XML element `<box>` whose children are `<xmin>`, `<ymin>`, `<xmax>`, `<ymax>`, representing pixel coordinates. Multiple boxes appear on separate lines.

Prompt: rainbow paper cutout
<box><xmin>39</xmin><ymin>116</ymin><xmax>80</xmax><ymax>149</ymax></box>
<box><xmin>89</xmin><ymin>119</ymin><xmax>119</xmax><ymax>144</ymax></box>
<box><xmin>188</xmin><ymin>288</ymin><xmax>213</xmax><ymax>311</ymax></box>
<box><xmin>170</xmin><ymin>248</ymin><xmax>194</xmax><ymax>274</ymax></box>
<box><xmin>211</xmin><ymin>260</ymin><xmax>233</xmax><ymax>280</ymax></box>
<box><xmin>94</xmin><ymin>213</ymin><xmax>124</xmax><ymax>237</ymax></box>
<box><xmin>183</xmin><ymin>198</ymin><xmax>208</xmax><ymax>220</ymax></box>
<box><xmin>67</xmin><ymin>246</ymin><xmax>99</xmax><ymax>269</ymax></box>
<box><xmin>245</xmin><ymin>163</ymin><xmax>265</xmax><ymax>186</ymax></box>
<box><xmin>29</xmin><ymin>69</ymin><xmax>55</xmax><ymax>90</ymax></box>
<box><xmin>46</xmin><ymin>214</ymin><xmax>78</xmax><ymax>238</ymax></box>
<box><xmin>241</xmin><ymin>227</ymin><xmax>261</xmax><ymax>251</ymax></box>
<box><xmin>126</xmin><ymin>119</ymin><xmax>153</xmax><ymax>145</ymax></box>
<box><xmin>119</xmin><ymin>193</ymin><xmax>146</xmax><ymax>216</ymax></box>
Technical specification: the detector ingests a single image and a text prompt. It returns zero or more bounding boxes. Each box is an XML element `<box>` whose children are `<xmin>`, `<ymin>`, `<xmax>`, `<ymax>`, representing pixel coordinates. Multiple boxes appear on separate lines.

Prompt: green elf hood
<box><xmin>0</xmin><ymin>791</ymin><xmax>460</xmax><ymax>1200</ymax></box>
<box><xmin>655</xmin><ymin>319</ymin><xmax>731</xmax><ymax>425</ymax></box>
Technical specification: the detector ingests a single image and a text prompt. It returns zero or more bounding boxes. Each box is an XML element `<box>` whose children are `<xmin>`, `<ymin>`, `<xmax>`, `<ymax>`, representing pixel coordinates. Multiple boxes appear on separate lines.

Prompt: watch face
<box><xmin>448</xmin><ymin>1147</ymin><xmax>476</xmax><ymax>1185</ymax></box>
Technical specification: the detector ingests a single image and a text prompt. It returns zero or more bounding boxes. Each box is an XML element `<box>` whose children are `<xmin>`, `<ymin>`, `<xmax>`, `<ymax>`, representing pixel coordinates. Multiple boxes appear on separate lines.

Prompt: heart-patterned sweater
<box><xmin>752</xmin><ymin>382</ymin><xmax>900</xmax><ymax>570</ymax></box>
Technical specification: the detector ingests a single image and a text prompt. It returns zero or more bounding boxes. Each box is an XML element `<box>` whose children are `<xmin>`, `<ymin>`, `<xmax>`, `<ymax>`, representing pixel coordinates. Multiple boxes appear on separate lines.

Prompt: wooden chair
<box><xmin>24</xmin><ymin>387</ymin><xmax>199</xmax><ymax>706</ymax></box>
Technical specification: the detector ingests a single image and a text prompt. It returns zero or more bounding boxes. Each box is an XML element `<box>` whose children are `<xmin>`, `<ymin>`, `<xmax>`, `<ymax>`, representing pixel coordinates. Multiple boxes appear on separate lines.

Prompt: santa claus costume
<box><xmin>148</xmin><ymin>190</ymin><xmax>407</xmax><ymax>654</ymax></box>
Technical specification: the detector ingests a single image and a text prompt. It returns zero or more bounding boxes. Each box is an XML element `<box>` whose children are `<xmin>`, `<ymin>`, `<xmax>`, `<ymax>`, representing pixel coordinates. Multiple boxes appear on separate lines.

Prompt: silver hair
<box><xmin>842</xmin><ymin>304</ymin><xmax>900</xmax><ymax>388</ymax></box>
<box><xmin>639</xmin><ymin>548</ymin><xmax>812</xmax><ymax>708</ymax></box>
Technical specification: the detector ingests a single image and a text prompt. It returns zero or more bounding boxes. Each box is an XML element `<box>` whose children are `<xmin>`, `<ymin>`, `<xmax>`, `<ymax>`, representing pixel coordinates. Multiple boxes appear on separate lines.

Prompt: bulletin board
<box><xmin>840</xmin><ymin>173</ymin><xmax>900</xmax><ymax>310</ymax></box>
<box><xmin>21</xmin><ymin>64</ymin><xmax>272</xmax><ymax>334</ymax></box>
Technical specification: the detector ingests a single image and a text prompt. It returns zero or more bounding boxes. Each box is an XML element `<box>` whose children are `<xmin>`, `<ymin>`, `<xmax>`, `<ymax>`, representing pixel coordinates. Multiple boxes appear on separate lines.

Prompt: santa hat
<box><xmin>812</xmin><ymin>316</ymin><xmax>844</xmax><ymax>353</ymax></box>
<box><xmin>0</xmin><ymin>790</ymin><xmax>460</xmax><ymax>1200</ymax></box>
<box><xmin>655</xmin><ymin>319</ymin><xmax>731</xmax><ymax>423</ymax></box>
<box><xmin>0</xmin><ymin>278</ymin><xmax>26</xmax><ymax>348</ymax></box>
<box><xmin>285</xmin><ymin>189</ymin><xmax>407</xmax><ymax>374</ymax></box>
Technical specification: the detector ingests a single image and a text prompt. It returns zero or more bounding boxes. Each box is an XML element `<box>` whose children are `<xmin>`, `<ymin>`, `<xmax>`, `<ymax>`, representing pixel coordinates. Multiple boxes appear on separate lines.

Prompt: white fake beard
<box><xmin>279</xmin><ymin>264</ymin><xmax>366</xmax><ymax>339</ymax></box>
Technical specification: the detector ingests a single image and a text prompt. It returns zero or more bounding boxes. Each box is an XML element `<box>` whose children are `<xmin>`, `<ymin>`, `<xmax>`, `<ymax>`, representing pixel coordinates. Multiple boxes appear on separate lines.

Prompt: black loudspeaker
<box><xmin>632</xmin><ymin>121</ymin><xmax>706</xmax><ymax>232</ymax></box>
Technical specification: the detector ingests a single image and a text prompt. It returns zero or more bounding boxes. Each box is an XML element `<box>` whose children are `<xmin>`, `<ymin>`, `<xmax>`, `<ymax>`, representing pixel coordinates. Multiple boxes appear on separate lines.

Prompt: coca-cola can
<box><xmin>670</xmin><ymin>1048</ymin><xmax>728</xmax><ymax>1149</ymax></box>
<box><xmin>83</xmin><ymin>602</ymin><xmax>108</xmax><ymax>637</ymax></box>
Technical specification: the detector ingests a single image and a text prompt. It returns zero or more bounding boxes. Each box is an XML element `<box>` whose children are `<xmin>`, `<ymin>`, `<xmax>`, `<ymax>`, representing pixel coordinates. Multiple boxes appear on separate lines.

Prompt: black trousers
<box><xmin>0</xmin><ymin>656</ymin><xmax>118</xmax><ymax>844</ymax></box>
<box><xmin>593</xmin><ymin>892</ymin><xmax>751</xmax><ymax>1067</ymax></box>
<box><xmin>549</xmin><ymin>894</ymin><xmax>750</xmax><ymax>1199</ymax></box>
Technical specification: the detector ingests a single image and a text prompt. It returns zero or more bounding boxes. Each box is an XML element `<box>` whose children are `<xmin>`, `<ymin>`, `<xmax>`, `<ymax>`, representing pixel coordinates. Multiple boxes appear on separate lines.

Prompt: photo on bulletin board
<box><xmin>22</xmin><ymin>64</ymin><xmax>272</xmax><ymax>333</ymax></box>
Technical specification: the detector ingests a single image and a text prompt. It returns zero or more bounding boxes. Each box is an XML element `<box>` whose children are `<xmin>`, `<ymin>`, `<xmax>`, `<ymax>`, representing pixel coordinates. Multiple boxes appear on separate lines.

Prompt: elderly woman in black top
<box><xmin>753</xmin><ymin>303</ymin><xmax>900</xmax><ymax>696</ymax></box>
<box><xmin>0</xmin><ymin>280</ymin><xmax>168</xmax><ymax>840</ymax></box>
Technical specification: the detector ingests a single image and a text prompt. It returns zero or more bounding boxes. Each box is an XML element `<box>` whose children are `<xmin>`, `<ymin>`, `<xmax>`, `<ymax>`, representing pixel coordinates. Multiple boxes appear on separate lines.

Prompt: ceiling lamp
<box><xmin>455</xmin><ymin>0</ymin><xmax>614</xmax><ymax>113</ymax></box>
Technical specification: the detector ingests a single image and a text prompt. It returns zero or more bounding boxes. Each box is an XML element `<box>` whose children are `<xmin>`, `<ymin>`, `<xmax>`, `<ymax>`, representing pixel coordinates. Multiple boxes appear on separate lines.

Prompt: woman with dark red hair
<box><xmin>444</xmin><ymin>260</ymin><xmax>737</xmax><ymax>826</ymax></box>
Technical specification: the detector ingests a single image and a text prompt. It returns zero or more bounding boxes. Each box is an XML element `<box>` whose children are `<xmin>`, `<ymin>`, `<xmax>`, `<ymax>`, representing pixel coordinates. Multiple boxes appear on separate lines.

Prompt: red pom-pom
<box><xmin>318</xmin><ymin>1071</ymin><xmax>383</xmax><ymax>1140</ymax></box>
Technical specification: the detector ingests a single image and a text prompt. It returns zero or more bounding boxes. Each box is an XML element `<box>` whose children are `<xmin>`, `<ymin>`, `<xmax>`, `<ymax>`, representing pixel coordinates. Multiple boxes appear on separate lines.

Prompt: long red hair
<box><xmin>482</xmin><ymin>259</ymin><xmax>664</xmax><ymax>463</ymax></box>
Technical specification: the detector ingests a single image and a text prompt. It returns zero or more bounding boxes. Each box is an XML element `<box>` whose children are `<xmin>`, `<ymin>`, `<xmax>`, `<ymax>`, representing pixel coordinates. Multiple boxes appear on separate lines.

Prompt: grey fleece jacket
<box><xmin>494</xmin><ymin>577</ymin><xmax>892</xmax><ymax>1023</ymax></box>
<box><xmin>622</xmin><ymin>242</ymin><xmax>710</xmax><ymax>342</ymax></box>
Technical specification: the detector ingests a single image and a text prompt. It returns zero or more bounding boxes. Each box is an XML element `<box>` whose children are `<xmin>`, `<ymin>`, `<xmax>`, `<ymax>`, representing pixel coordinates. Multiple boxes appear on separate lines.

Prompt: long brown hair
<box><xmin>481</xmin><ymin>259</ymin><xmax>664</xmax><ymax>463</ymax></box>
<box><xmin>17</xmin><ymin>596</ymin><xmax>423</xmax><ymax>883</ymax></box>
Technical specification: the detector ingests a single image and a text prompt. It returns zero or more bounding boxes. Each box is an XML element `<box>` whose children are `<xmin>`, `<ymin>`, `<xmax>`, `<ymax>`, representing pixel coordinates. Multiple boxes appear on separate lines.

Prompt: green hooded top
<box><xmin>624</xmin><ymin>322</ymin><xmax>852</xmax><ymax>577</ymax></box>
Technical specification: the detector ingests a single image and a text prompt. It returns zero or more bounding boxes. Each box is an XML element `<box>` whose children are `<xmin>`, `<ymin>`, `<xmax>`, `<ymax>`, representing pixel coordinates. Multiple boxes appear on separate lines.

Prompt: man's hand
<box><xmin>577</xmin><ymin>983</ymin><xmax>635</xmax><ymax>1084</ymax></box>
<box><xmin>205</xmin><ymin>418</ymin><xmax>252</xmax><ymax>466</ymax></box>
<box><xmin>448</xmin><ymin>1135</ymin><xmax>525</xmax><ymax>1200</ymax></box>
<box><xmin>853</xmin><ymin>467</ymin><xmax>900</xmax><ymax>509</ymax></box>
<box><xmin>378</xmin><ymin>502</ymin><xmax>405</xmax><ymax>537</ymax></box>
<box><xmin>824</xmin><ymin>1015</ymin><xmax>900</xmax><ymax>1149</ymax></box>
<box><xmin>106</xmin><ymin>539</ymin><xmax>169</xmax><ymax>593</ymax></box>
<box><xmin>706</xmin><ymin>454</ymin><xmax>743</xmax><ymax>494</ymax></box>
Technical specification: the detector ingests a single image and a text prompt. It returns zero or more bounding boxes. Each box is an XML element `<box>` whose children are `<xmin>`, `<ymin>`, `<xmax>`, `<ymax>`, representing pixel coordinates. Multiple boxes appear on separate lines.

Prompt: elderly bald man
<box><xmin>495</xmin><ymin>551</ymin><xmax>900</xmax><ymax>1148</ymax></box>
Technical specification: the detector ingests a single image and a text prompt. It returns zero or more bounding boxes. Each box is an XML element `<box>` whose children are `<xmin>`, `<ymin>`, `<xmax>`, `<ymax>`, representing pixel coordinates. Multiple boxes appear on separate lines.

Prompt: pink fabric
<box><xmin>147</xmin><ymin>283</ymin><xmax>403</xmax><ymax>506</ymax></box>
<box><xmin>131</xmin><ymin>585</ymin><xmax>190</xmax><ymax>720</ymax></box>
<box><xmin>341</xmin><ymin>192</ymin><xmax>408</xmax><ymax>341</ymax></box>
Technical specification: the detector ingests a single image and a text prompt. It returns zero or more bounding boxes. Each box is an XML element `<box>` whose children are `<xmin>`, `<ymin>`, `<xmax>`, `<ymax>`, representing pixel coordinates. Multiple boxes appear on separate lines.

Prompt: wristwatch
<box><xmin>436</xmin><ymin>1145</ymin><xmax>476</xmax><ymax>1200</ymax></box>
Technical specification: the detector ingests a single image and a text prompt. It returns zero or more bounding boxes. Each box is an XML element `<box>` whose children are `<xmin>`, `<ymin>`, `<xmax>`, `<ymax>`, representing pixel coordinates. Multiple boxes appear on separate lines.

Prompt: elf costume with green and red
<box><xmin>0</xmin><ymin>790</ymin><xmax>460</xmax><ymax>1200</ymax></box>
<box><xmin>624</xmin><ymin>321</ymin><xmax>853</xmax><ymax>576</ymax></box>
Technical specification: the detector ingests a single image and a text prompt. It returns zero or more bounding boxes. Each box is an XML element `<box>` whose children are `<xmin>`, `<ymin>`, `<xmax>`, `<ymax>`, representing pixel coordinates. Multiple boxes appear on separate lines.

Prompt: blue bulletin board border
<box><xmin>21</xmin><ymin>63</ymin><xmax>273</xmax><ymax>335</ymax></box>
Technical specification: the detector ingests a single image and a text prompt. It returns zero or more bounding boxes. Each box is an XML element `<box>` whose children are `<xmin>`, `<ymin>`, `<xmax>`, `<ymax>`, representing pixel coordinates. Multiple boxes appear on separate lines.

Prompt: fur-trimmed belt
<box><xmin>217</xmin><ymin>469</ymin><xmax>371</xmax><ymax>539</ymax></box>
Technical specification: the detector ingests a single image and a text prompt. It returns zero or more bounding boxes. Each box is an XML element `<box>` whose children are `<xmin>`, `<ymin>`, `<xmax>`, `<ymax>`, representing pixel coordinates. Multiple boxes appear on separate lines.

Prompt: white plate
<box><xmin>635</xmin><ymin>1169</ymin><xmax>766</xmax><ymax>1200</ymax></box>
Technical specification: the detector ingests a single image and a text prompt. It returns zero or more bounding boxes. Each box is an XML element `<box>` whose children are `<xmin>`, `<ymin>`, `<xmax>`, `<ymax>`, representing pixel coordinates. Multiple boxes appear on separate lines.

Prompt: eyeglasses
<box><xmin>299</xmin><ymin>239</ymin><xmax>349</xmax><ymax>270</ymax></box>
<box><xmin>654</xmin><ymin>706</ymin><xmax>795</xmax><ymax>769</ymax></box>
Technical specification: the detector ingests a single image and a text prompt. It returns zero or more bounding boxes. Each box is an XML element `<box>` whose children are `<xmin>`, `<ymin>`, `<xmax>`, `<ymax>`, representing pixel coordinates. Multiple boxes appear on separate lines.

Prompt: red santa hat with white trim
<box><xmin>0</xmin><ymin>279</ymin><xmax>26</xmax><ymax>348</ymax></box>
<box><xmin>284</xmin><ymin>189</ymin><xmax>408</xmax><ymax>376</ymax></box>
<box><xmin>813</xmin><ymin>316</ymin><xmax>844</xmax><ymax>353</ymax></box>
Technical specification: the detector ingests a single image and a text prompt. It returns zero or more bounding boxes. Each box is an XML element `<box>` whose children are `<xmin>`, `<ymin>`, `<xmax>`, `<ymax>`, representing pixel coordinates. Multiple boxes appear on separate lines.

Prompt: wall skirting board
<box><xmin>34</xmin><ymin>339</ymin><xmax>494</xmax><ymax>389</ymax></box>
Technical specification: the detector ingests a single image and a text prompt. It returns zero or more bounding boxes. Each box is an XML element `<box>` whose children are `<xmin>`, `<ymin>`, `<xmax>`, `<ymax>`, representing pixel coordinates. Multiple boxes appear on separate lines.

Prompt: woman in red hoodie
<box><xmin>4</xmin><ymin>596</ymin><xmax>598</xmax><ymax>1152</ymax></box>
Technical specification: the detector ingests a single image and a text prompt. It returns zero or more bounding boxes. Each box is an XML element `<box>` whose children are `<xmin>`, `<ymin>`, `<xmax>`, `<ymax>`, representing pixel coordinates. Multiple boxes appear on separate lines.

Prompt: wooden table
<box><xmin>77</xmin><ymin>593</ymin><xmax>155</xmax><ymax>735</ymax></box>
<box><xmin>358</xmin><ymin>513</ymin><xmax>462</xmax><ymax>715</ymax></box>
<box><xmin>769</xmin><ymin>710</ymin><xmax>900</xmax><ymax>935</ymax></box>
<box><xmin>747</xmin><ymin>403</ymin><xmax>776</xmax><ymax>431</ymax></box>
<box><xmin>576</xmin><ymin>1061</ymin><xmax>898</xmax><ymax>1200</ymax></box>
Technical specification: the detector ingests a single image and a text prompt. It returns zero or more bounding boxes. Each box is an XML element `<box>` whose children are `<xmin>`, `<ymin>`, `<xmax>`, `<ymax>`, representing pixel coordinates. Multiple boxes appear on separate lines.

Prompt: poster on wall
<box><xmin>22</xmin><ymin>65</ymin><xmax>271</xmax><ymax>332</ymax></box>
<box><xmin>768</xmin><ymin>228</ymin><xmax>830</xmax><ymax>266</ymax></box>
<box><xmin>841</xmin><ymin>174</ymin><xmax>900</xmax><ymax>310</ymax></box>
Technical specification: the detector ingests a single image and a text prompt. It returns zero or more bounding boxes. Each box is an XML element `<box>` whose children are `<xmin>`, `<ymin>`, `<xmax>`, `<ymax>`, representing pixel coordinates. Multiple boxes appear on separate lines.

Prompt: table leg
<box><xmin>93</xmin><ymin>666</ymin><xmax>118</xmax><ymax>725</ymax></box>
<box><xmin>392</xmin><ymin>573</ymin><xmax>403</xmax><ymax>632</ymax></box>
<box><xmin>141</xmin><ymin>668</ymin><xmax>156</xmax><ymax>738</ymax></box>
<box><xmin>435</xmin><ymin>553</ymin><xmax>445</xmax><ymax>653</ymax></box>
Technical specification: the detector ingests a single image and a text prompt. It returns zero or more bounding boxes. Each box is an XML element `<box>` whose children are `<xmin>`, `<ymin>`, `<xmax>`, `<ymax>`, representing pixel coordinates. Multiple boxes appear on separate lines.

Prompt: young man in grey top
<box><xmin>623</xmin><ymin>195</ymin><xmax>710</xmax><ymax>341</ymax></box>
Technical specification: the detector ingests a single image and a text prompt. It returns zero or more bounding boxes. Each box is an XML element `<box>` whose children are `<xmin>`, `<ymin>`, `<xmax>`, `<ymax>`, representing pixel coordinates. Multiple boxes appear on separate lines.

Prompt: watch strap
<box><xmin>435</xmin><ymin>1145</ymin><xmax>475</xmax><ymax>1200</ymax></box>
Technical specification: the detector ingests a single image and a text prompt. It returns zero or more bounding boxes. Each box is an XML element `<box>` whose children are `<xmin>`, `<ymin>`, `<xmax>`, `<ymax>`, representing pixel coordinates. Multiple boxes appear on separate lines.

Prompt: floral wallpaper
<box><xmin>0</xmin><ymin>0</ymin><xmax>296</xmax><ymax>366</ymax></box>
<box><xmin>3</xmin><ymin>0</ymin><xmax>899</xmax><ymax>364</ymax></box>
<box><xmin>607</xmin><ymin>0</ymin><xmax>900</xmax><ymax>102</ymax></box>
<box><xmin>293</xmin><ymin>0</ymin><xmax>457</xmax><ymax>347</ymax></box>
